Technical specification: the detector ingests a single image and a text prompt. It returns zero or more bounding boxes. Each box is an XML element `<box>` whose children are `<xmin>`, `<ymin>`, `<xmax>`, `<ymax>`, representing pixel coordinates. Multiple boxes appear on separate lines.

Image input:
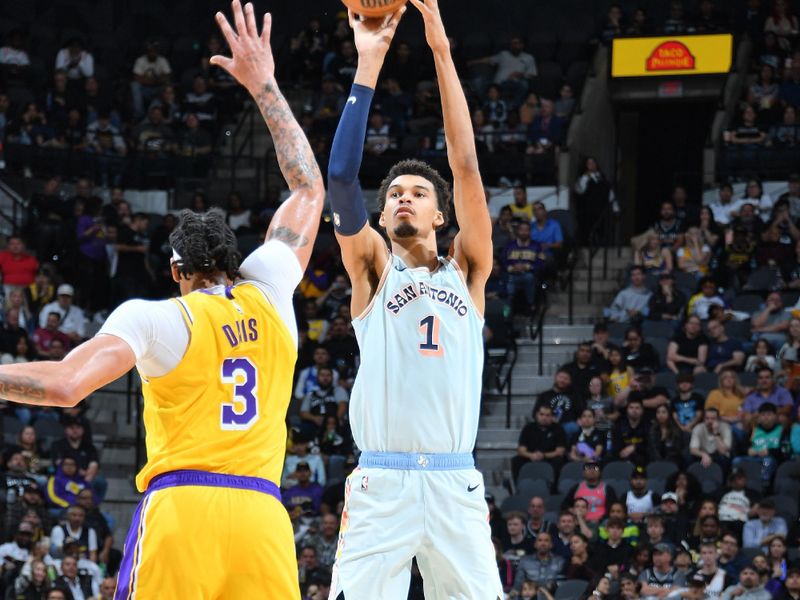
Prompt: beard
<box><xmin>393</xmin><ymin>222</ymin><xmax>418</xmax><ymax>238</ymax></box>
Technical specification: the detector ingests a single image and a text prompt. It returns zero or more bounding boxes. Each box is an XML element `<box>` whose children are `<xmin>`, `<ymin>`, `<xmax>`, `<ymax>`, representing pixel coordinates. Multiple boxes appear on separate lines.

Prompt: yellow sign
<box><xmin>612</xmin><ymin>34</ymin><xmax>733</xmax><ymax>77</ymax></box>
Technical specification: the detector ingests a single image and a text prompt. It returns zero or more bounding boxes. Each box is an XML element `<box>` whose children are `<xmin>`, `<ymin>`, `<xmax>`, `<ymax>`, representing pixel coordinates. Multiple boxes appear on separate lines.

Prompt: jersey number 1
<box><xmin>419</xmin><ymin>315</ymin><xmax>444</xmax><ymax>357</ymax></box>
<box><xmin>220</xmin><ymin>357</ymin><xmax>259</xmax><ymax>430</ymax></box>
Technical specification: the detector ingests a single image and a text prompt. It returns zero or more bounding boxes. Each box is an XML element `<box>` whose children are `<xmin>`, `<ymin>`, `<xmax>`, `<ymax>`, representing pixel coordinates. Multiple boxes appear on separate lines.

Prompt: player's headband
<box><xmin>171</xmin><ymin>248</ymin><xmax>183</xmax><ymax>263</ymax></box>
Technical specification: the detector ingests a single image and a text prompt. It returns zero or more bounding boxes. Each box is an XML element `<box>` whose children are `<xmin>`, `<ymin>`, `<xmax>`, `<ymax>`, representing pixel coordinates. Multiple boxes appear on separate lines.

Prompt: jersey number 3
<box><xmin>418</xmin><ymin>315</ymin><xmax>444</xmax><ymax>357</ymax></box>
<box><xmin>220</xmin><ymin>357</ymin><xmax>259</xmax><ymax>430</ymax></box>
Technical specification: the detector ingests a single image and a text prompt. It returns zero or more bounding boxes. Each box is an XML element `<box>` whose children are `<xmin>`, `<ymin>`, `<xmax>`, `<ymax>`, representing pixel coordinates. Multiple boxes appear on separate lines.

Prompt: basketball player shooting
<box><xmin>0</xmin><ymin>2</ymin><xmax>324</xmax><ymax>598</ymax></box>
<box><xmin>326</xmin><ymin>1</ymin><xmax>501</xmax><ymax>598</ymax></box>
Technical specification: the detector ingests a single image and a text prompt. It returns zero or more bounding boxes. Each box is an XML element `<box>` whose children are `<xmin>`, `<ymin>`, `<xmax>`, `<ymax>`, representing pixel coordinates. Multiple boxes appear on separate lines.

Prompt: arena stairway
<box><xmin>478</xmin><ymin>247</ymin><xmax>632</xmax><ymax>504</ymax></box>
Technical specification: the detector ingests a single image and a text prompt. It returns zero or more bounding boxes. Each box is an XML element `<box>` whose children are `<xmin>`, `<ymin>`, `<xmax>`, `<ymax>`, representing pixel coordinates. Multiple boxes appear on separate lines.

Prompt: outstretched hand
<box><xmin>348</xmin><ymin>7</ymin><xmax>406</xmax><ymax>60</ymax></box>
<box><xmin>409</xmin><ymin>0</ymin><xmax>449</xmax><ymax>54</ymax></box>
<box><xmin>210</xmin><ymin>0</ymin><xmax>275</xmax><ymax>93</ymax></box>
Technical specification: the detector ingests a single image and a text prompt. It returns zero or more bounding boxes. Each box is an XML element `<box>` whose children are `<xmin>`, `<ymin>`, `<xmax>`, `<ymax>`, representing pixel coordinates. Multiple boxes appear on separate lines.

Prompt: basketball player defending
<box><xmin>0</xmin><ymin>3</ymin><xmax>324</xmax><ymax>598</ymax></box>
<box><xmin>327</xmin><ymin>1</ymin><xmax>501</xmax><ymax>598</ymax></box>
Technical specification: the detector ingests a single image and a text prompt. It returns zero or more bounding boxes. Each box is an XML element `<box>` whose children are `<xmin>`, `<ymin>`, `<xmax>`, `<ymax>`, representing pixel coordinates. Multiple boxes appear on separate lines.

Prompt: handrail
<box><xmin>229</xmin><ymin>102</ymin><xmax>256</xmax><ymax>191</ymax></box>
<box><xmin>586</xmin><ymin>204</ymin><xmax>620</xmax><ymax>304</ymax></box>
<box><xmin>0</xmin><ymin>177</ymin><xmax>28</xmax><ymax>233</ymax></box>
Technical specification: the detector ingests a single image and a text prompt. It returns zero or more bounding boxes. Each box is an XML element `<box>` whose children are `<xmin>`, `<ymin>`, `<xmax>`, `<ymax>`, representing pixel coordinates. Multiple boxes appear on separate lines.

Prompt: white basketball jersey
<box><xmin>349</xmin><ymin>254</ymin><xmax>484</xmax><ymax>454</ymax></box>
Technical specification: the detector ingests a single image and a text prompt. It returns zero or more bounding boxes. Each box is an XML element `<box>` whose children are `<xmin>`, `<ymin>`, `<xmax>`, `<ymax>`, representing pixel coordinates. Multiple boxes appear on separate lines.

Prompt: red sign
<box><xmin>646</xmin><ymin>41</ymin><xmax>696</xmax><ymax>72</ymax></box>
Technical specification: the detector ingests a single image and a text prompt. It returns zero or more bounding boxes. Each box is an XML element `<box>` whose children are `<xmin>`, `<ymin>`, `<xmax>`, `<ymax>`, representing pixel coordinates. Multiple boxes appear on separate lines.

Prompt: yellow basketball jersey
<box><xmin>135</xmin><ymin>283</ymin><xmax>297</xmax><ymax>492</ymax></box>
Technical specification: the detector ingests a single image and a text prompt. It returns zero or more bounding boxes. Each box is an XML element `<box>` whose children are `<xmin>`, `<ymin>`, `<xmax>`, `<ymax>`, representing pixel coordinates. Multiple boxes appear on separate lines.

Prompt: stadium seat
<box><xmin>725</xmin><ymin>320</ymin><xmax>751</xmax><ymax>341</ymax></box>
<box><xmin>558</xmin><ymin>462</ymin><xmax>585</xmax><ymax>485</ymax></box>
<box><xmin>694</xmin><ymin>372</ymin><xmax>721</xmax><ymax>394</ymax></box>
<box><xmin>776</xmin><ymin>459</ymin><xmax>800</xmax><ymax>482</ymax></box>
<box><xmin>739</xmin><ymin>372</ymin><xmax>757</xmax><ymax>388</ymax></box>
<box><xmin>642</xmin><ymin>320</ymin><xmax>676</xmax><ymax>340</ymax></box>
<box><xmin>648</xmin><ymin>337</ymin><xmax>670</xmax><ymax>368</ymax></box>
<box><xmin>500</xmin><ymin>494</ymin><xmax>532</xmax><ymax>516</ymax></box>
<box><xmin>687</xmin><ymin>462</ymin><xmax>723</xmax><ymax>493</ymax></box>
<box><xmin>734</xmin><ymin>460</ymin><xmax>764</xmax><ymax>491</ymax></box>
<box><xmin>607</xmin><ymin>478</ymin><xmax>630</xmax><ymax>497</ymax></box>
<box><xmin>780</xmin><ymin>291</ymin><xmax>800</xmax><ymax>307</ymax></box>
<box><xmin>2</xmin><ymin>416</ymin><xmax>22</xmax><ymax>436</ymax></box>
<box><xmin>647</xmin><ymin>461</ymin><xmax>679</xmax><ymax>482</ymax></box>
<box><xmin>743</xmin><ymin>267</ymin><xmax>778</xmax><ymax>292</ymax></box>
<box><xmin>558</xmin><ymin>477</ymin><xmax>581</xmax><ymax>495</ymax></box>
<box><xmin>649</xmin><ymin>478</ymin><xmax>666</xmax><ymax>495</ymax></box>
<box><xmin>517</xmin><ymin>478</ymin><xmax>551</xmax><ymax>501</ymax></box>
<box><xmin>769</xmin><ymin>495</ymin><xmax>799</xmax><ymax>523</ymax></box>
<box><xmin>673</xmin><ymin>271</ymin><xmax>698</xmax><ymax>299</ymax></box>
<box><xmin>731</xmin><ymin>294</ymin><xmax>764</xmax><ymax>313</ymax></box>
<box><xmin>518</xmin><ymin>461</ymin><xmax>555</xmax><ymax>487</ymax></box>
<box><xmin>34</xmin><ymin>418</ymin><xmax>64</xmax><ymax>441</ymax></box>
<box><xmin>555</xmin><ymin>579</ymin><xmax>589</xmax><ymax>600</ymax></box>
<box><xmin>545</xmin><ymin>493</ymin><xmax>565</xmax><ymax>512</ymax></box>
<box><xmin>741</xmin><ymin>547</ymin><xmax>765</xmax><ymax>562</ymax></box>
<box><xmin>607</xmin><ymin>322</ymin><xmax>629</xmax><ymax>342</ymax></box>
<box><xmin>603</xmin><ymin>460</ymin><xmax>634</xmax><ymax>481</ymax></box>
<box><xmin>654</xmin><ymin>371</ymin><xmax>677</xmax><ymax>394</ymax></box>
<box><xmin>775</xmin><ymin>478</ymin><xmax>800</xmax><ymax>501</ymax></box>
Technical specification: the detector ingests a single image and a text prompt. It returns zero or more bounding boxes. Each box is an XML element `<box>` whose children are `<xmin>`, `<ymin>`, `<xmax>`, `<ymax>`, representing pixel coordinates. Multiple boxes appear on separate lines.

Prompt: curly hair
<box><xmin>376</xmin><ymin>159</ymin><xmax>452</xmax><ymax>230</ymax></box>
<box><xmin>168</xmin><ymin>208</ymin><xmax>241</xmax><ymax>281</ymax></box>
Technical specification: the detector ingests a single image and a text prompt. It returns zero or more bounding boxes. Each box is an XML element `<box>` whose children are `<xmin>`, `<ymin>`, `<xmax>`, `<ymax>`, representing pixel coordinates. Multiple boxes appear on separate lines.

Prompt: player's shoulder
<box><xmin>107</xmin><ymin>297</ymin><xmax>184</xmax><ymax>324</ymax></box>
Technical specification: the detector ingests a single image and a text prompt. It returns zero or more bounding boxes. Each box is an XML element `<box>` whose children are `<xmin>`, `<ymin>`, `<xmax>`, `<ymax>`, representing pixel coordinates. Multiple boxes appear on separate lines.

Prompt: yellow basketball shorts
<box><xmin>114</xmin><ymin>470</ymin><xmax>299</xmax><ymax>600</ymax></box>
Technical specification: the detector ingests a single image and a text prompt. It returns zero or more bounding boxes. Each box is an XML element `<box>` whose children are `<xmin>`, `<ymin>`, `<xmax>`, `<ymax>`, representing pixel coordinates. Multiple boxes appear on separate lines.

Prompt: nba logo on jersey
<box><xmin>360</xmin><ymin>475</ymin><xmax>369</xmax><ymax>491</ymax></box>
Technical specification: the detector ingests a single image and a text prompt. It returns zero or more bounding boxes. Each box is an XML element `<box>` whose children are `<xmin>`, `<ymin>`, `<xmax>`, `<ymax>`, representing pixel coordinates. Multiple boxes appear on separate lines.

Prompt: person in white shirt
<box><xmin>50</xmin><ymin>505</ymin><xmax>98</xmax><ymax>562</ymax></box>
<box><xmin>38</xmin><ymin>284</ymin><xmax>87</xmax><ymax>344</ymax></box>
<box><xmin>0</xmin><ymin>522</ymin><xmax>33</xmax><ymax>567</ymax></box>
<box><xmin>708</xmin><ymin>183</ymin><xmax>744</xmax><ymax>226</ymax></box>
<box><xmin>468</xmin><ymin>36</ymin><xmax>537</xmax><ymax>102</ymax></box>
<box><xmin>55</xmin><ymin>39</ymin><xmax>94</xmax><ymax>81</ymax></box>
<box><xmin>131</xmin><ymin>41</ymin><xmax>172</xmax><ymax>118</ymax></box>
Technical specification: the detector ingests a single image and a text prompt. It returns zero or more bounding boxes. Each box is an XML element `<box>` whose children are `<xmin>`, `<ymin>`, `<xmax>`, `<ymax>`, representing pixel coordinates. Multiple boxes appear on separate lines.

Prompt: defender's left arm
<box><xmin>412</xmin><ymin>0</ymin><xmax>492</xmax><ymax>313</ymax></box>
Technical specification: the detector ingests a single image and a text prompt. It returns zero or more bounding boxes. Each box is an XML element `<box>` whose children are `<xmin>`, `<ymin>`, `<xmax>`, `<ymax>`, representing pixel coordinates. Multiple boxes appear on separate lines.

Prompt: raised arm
<box><xmin>412</xmin><ymin>0</ymin><xmax>492</xmax><ymax>310</ymax></box>
<box><xmin>327</xmin><ymin>10</ymin><xmax>404</xmax><ymax>316</ymax></box>
<box><xmin>211</xmin><ymin>1</ymin><xmax>325</xmax><ymax>272</ymax></box>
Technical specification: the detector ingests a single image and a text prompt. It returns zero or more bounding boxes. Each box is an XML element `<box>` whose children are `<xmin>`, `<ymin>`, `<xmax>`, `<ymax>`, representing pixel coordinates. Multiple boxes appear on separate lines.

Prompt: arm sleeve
<box><xmin>97</xmin><ymin>299</ymin><xmax>189</xmax><ymax>379</ymax></box>
<box><xmin>239</xmin><ymin>240</ymin><xmax>303</xmax><ymax>347</ymax></box>
<box><xmin>327</xmin><ymin>84</ymin><xmax>374</xmax><ymax>235</ymax></box>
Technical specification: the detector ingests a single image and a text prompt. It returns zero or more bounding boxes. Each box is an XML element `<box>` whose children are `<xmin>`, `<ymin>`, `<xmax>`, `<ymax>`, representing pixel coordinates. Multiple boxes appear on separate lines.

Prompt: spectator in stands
<box><xmin>0</xmin><ymin>521</ymin><xmax>33</xmax><ymax>582</ymax></box>
<box><xmin>283</xmin><ymin>433</ymin><xmax>326</xmax><ymax>488</ymax></box>
<box><xmin>46</xmin><ymin>456</ymin><xmax>89</xmax><ymax>509</ymax></box>
<box><xmin>283</xmin><ymin>461</ymin><xmax>323</xmax><ymax>515</ymax></box>
<box><xmin>749</xmin><ymin>65</ymin><xmax>781</xmax><ymax>121</ymax></box>
<box><xmin>551</xmin><ymin>511</ymin><xmax>578</xmax><ymax>560</ymax></box>
<box><xmin>745</xmin><ymin>339</ymin><xmax>777</xmax><ymax>372</ymax></box>
<box><xmin>55</xmin><ymin>38</ymin><xmax>94</xmax><ymax>83</ymax></box>
<box><xmin>526</xmin><ymin>100</ymin><xmax>564</xmax><ymax>157</ymax></box>
<box><xmin>600</xmin><ymin>4</ymin><xmax>625</xmax><ymax>43</ymax></box>
<box><xmin>666</xmin><ymin>314</ymin><xmax>708</xmax><ymax>375</ymax></box>
<box><xmin>671</xmin><ymin>373</ymin><xmax>704</xmax><ymax>435</ymax></box>
<box><xmin>586</xmin><ymin>375</ymin><xmax>617</xmax><ymax>435</ymax></box>
<box><xmin>626</xmin><ymin>466</ymin><xmax>660</xmax><ymax>523</ymax></box>
<box><xmin>51</xmin><ymin>417</ymin><xmax>99</xmax><ymax>490</ymax></box>
<box><xmin>501</xmin><ymin>511</ymin><xmax>534</xmax><ymax>563</ymax></box>
<box><xmin>717</xmin><ymin>531</ymin><xmax>746</xmax><ymax>579</ymax></box>
<box><xmin>132</xmin><ymin>105</ymin><xmax>174</xmax><ymax>158</ymax></box>
<box><xmin>33</xmin><ymin>312</ymin><xmax>72</xmax><ymax>359</ymax></box>
<box><xmin>652</xmin><ymin>201</ymin><xmax>684</xmax><ymax>252</ymax></box>
<box><xmin>638</xmin><ymin>543</ymin><xmax>685</xmax><ymax>600</ymax></box>
<box><xmin>779</xmin><ymin>175</ymin><xmax>800</xmax><ymax>221</ymax></box>
<box><xmin>506</xmin><ymin>185</ymin><xmax>533</xmax><ymax>222</ymax></box>
<box><xmin>492</xmin><ymin>206</ymin><xmax>515</xmax><ymax>250</ymax></box>
<box><xmin>709</xmin><ymin>183</ymin><xmax>740</xmax><ymax>226</ymax></box>
<box><xmin>742</xmin><ymin>367</ymin><xmax>793</xmax><ymax>426</ymax></box>
<box><xmin>635</xmin><ymin>232</ymin><xmax>673</xmax><ymax>274</ymax></box>
<box><xmin>562</xmin><ymin>532</ymin><xmax>596</xmax><ymax>581</ymax></box>
<box><xmin>502</xmin><ymin>220</ymin><xmax>544</xmax><ymax>313</ymax></box>
<box><xmin>606</xmin><ymin>346</ymin><xmax>634</xmax><ymax>405</ymax></box>
<box><xmin>764</xmin><ymin>0</ymin><xmax>799</xmax><ymax>47</ymax></box>
<box><xmin>696</xmin><ymin>541</ymin><xmax>737</xmax><ymax>597</ymax></box>
<box><xmin>698</xmin><ymin>206</ymin><xmax>722</xmax><ymax>251</ymax></box>
<box><xmin>176</xmin><ymin>113</ymin><xmax>213</xmax><ymax>171</ymax></box>
<box><xmin>743</xmin><ymin>498</ymin><xmax>789</xmax><ymax>552</ymax></box>
<box><xmin>677</xmin><ymin>227</ymin><xmax>711</xmax><ymax>277</ymax></box>
<box><xmin>736</xmin><ymin>402</ymin><xmax>786</xmax><ymax>486</ymax></box>
<box><xmin>295</xmin><ymin>346</ymin><xmax>336</xmax><ymax>400</ymax></box>
<box><xmin>562</xmin><ymin>462</ymin><xmax>617</xmax><ymax>523</ymax></box>
<box><xmin>718</xmin><ymin>468</ymin><xmax>761</xmax><ymax>536</ymax></box>
<box><xmin>562</xmin><ymin>342</ymin><xmax>601</xmax><ymax>401</ymax></box>
<box><xmin>38</xmin><ymin>284</ymin><xmax>86</xmax><ymax>345</ymax></box>
<box><xmin>706</xmin><ymin>368</ymin><xmax>747</xmax><ymax>438</ymax></box>
<box><xmin>75</xmin><ymin>489</ymin><xmax>113</xmax><ymax>569</ymax></box>
<box><xmin>0</xmin><ymin>29</ymin><xmax>31</xmax><ymax>80</ymax></box>
<box><xmin>686</xmin><ymin>277</ymin><xmax>724</xmax><ymax>320</ymax></box>
<box><xmin>768</xmin><ymin>105</ymin><xmax>799</xmax><ymax>147</ymax></box>
<box><xmin>589</xmin><ymin>518</ymin><xmax>632</xmax><ymax>574</ymax></box>
<box><xmin>623</xmin><ymin>328</ymin><xmax>661</xmax><ymax>372</ymax></box>
<box><xmin>605</xmin><ymin>266</ymin><xmax>652</xmax><ymax>323</ymax></box>
<box><xmin>513</xmin><ymin>404</ymin><xmax>566</xmax><ymax>480</ymax></box>
<box><xmin>513</xmin><ymin>531</ymin><xmax>563</xmax><ymax>591</ymax></box>
<box><xmin>526</xmin><ymin>496</ymin><xmax>557</xmax><ymax>541</ymax></box>
<box><xmin>530</xmin><ymin>202</ymin><xmax>563</xmax><ymax>260</ymax></box>
<box><xmin>569</xmin><ymin>408</ymin><xmax>605</xmax><ymax>463</ymax></box>
<box><xmin>690</xmin><ymin>407</ymin><xmax>733</xmax><ymax>472</ymax></box>
<box><xmin>325</xmin><ymin>39</ymin><xmax>357</xmax><ymax>88</ymax></box>
<box><xmin>469</xmin><ymin>36</ymin><xmax>537</xmax><ymax>101</ymax></box>
<box><xmin>648</xmin><ymin>403</ymin><xmax>683</xmax><ymax>463</ymax></box>
<box><xmin>304</xmin><ymin>513</ymin><xmax>339</xmax><ymax>569</ymax></box>
<box><xmin>574</xmin><ymin>157</ymin><xmax>614</xmax><ymax>245</ymax></box>
<box><xmin>751</xmin><ymin>292</ymin><xmax>792</xmax><ymax>349</ymax></box>
<box><xmin>299</xmin><ymin>366</ymin><xmax>347</xmax><ymax>437</ymax></box>
<box><xmin>706</xmin><ymin>318</ymin><xmax>746</xmax><ymax>373</ymax></box>
<box><xmin>183</xmin><ymin>76</ymin><xmax>217</xmax><ymax>126</ymax></box>
<box><xmin>628</xmin><ymin>364</ymin><xmax>671</xmax><ymax>421</ymax></box>
<box><xmin>483</xmin><ymin>85</ymin><xmax>507</xmax><ymax>129</ymax></box>
<box><xmin>131</xmin><ymin>41</ymin><xmax>172</xmax><ymax>119</ymax></box>
<box><xmin>0</xmin><ymin>235</ymin><xmax>39</xmax><ymax>296</ymax></box>
<box><xmin>54</xmin><ymin>553</ymin><xmax>97</xmax><ymax>600</ymax></box>
<box><xmin>535</xmin><ymin>369</ymin><xmax>582</xmax><ymax>437</ymax></box>
<box><xmin>591</xmin><ymin>322</ymin><xmax>611</xmax><ymax>371</ymax></box>
<box><xmin>50</xmin><ymin>504</ymin><xmax>97</xmax><ymax>562</ymax></box>
<box><xmin>780</xmin><ymin>57</ymin><xmax>800</xmax><ymax>111</ymax></box>
<box><xmin>364</xmin><ymin>108</ymin><xmax>396</xmax><ymax>155</ymax></box>
<box><xmin>613</xmin><ymin>396</ymin><xmax>648</xmax><ymax>464</ymax></box>
<box><xmin>721</xmin><ymin>563</ymin><xmax>772</xmax><ymax>600</ymax></box>
<box><xmin>112</xmin><ymin>212</ymin><xmax>151</xmax><ymax>305</ymax></box>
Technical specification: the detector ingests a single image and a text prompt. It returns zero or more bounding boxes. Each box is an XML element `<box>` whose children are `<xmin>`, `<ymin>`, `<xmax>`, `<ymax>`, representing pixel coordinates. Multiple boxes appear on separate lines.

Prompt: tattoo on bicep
<box><xmin>267</xmin><ymin>226</ymin><xmax>309</xmax><ymax>248</ymax></box>
<box><xmin>0</xmin><ymin>375</ymin><xmax>46</xmax><ymax>402</ymax></box>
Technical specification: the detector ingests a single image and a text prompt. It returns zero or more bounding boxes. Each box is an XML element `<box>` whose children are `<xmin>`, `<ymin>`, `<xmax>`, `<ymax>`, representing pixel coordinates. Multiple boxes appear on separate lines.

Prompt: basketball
<box><xmin>341</xmin><ymin>0</ymin><xmax>408</xmax><ymax>18</ymax></box>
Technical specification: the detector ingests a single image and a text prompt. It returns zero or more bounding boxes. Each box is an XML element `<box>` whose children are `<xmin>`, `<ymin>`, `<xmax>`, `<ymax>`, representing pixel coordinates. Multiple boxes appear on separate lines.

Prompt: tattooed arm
<box><xmin>0</xmin><ymin>335</ymin><xmax>135</xmax><ymax>407</ymax></box>
<box><xmin>211</xmin><ymin>1</ymin><xmax>324</xmax><ymax>271</ymax></box>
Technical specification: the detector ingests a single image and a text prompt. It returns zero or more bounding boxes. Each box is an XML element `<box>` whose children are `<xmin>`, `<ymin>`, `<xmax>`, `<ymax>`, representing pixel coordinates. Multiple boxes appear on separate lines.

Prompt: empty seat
<box><xmin>558</xmin><ymin>461</ymin><xmax>585</xmax><ymax>485</ymax></box>
<box><xmin>517</xmin><ymin>478</ymin><xmax>551</xmax><ymax>501</ymax></box>
<box><xmin>654</xmin><ymin>371</ymin><xmax>677</xmax><ymax>393</ymax></box>
<box><xmin>555</xmin><ymin>579</ymin><xmax>589</xmax><ymax>600</ymax></box>
<box><xmin>743</xmin><ymin>267</ymin><xmax>778</xmax><ymax>292</ymax></box>
<box><xmin>643</xmin><ymin>320</ymin><xmax>676</xmax><ymax>340</ymax></box>
<box><xmin>688</xmin><ymin>462</ymin><xmax>723</xmax><ymax>493</ymax></box>
<box><xmin>518</xmin><ymin>461</ymin><xmax>556</xmax><ymax>486</ymax></box>
<box><xmin>731</xmin><ymin>294</ymin><xmax>764</xmax><ymax>313</ymax></box>
<box><xmin>694</xmin><ymin>372</ymin><xmax>721</xmax><ymax>394</ymax></box>
<box><xmin>603</xmin><ymin>460</ymin><xmax>634</xmax><ymax>480</ymax></box>
<box><xmin>500</xmin><ymin>494</ymin><xmax>531</xmax><ymax>516</ymax></box>
<box><xmin>648</xmin><ymin>461</ymin><xmax>679</xmax><ymax>481</ymax></box>
<box><xmin>769</xmin><ymin>495</ymin><xmax>799</xmax><ymax>523</ymax></box>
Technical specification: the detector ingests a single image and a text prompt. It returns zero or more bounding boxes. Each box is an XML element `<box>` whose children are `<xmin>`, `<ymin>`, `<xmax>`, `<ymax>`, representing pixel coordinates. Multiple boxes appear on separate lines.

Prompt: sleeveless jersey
<box><xmin>607</xmin><ymin>368</ymin><xmax>631</xmax><ymax>398</ymax></box>
<box><xmin>135</xmin><ymin>282</ymin><xmax>297</xmax><ymax>491</ymax></box>
<box><xmin>625</xmin><ymin>490</ymin><xmax>655</xmax><ymax>515</ymax></box>
<box><xmin>349</xmin><ymin>255</ymin><xmax>484</xmax><ymax>453</ymax></box>
<box><xmin>575</xmin><ymin>481</ymin><xmax>607</xmax><ymax>521</ymax></box>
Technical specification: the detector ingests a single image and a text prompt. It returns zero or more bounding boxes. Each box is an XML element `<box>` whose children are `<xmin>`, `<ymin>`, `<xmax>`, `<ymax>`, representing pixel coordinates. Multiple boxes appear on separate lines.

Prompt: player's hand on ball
<box><xmin>409</xmin><ymin>0</ymin><xmax>449</xmax><ymax>54</ymax></box>
<box><xmin>211</xmin><ymin>0</ymin><xmax>275</xmax><ymax>93</ymax></box>
<box><xmin>348</xmin><ymin>6</ymin><xmax>406</xmax><ymax>60</ymax></box>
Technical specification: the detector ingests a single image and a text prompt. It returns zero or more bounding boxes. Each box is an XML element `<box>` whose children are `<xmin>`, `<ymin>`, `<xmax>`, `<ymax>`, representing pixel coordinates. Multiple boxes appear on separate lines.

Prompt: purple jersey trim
<box><xmin>147</xmin><ymin>469</ymin><xmax>281</xmax><ymax>499</ymax></box>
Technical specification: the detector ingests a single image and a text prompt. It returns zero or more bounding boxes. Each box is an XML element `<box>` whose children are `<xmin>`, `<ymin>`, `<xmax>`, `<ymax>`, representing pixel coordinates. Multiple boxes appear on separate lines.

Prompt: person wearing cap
<box><xmin>6</xmin><ymin>481</ymin><xmax>48</xmax><ymax>539</ymax></box>
<box><xmin>561</xmin><ymin>462</ymin><xmax>617</xmax><ymax>523</ymax></box>
<box><xmin>626</xmin><ymin>466</ymin><xmax>660</xmax><ymax>524</ymax></box>
<box><xmin>638</xmin><ymin>542</ymin><xmax>686</xmax><ymax>600</ymax></box>
<box><xmin>591</xmin><ymin>322</ymin><xmax>612</xmax><ymax>371</ymax></box>
<box><xmin>736</xmin><ymin>401</ymin><xmax>786</xmax><ymax>486</ymax></box>
<box><xmin>742</xmin><ymin>498</ymin><xmax>788</xmax><ymax>551</ymax></box>
<box><xmin>37</xmin><ymin>283</ymin><xmax>87</xmax><ymax>345</ymax></box>
<box><xmin>0</xmin><ymin>521</ymin><xmax>33</xmax><ymax>570</ymax></box>
<box><xmin>655</xmin><ymin>493</ymin><xmax>689</xmax><ymax>544</ymax></box>
<box><xmin>282</xmin><ymin>460</ymin><xmax>323</xmax><ymax>515</ymax></box>
<box><xmin>721</xmin><ymin>564</ymin><xmax>772</xmax><ymax>600</ymax></box>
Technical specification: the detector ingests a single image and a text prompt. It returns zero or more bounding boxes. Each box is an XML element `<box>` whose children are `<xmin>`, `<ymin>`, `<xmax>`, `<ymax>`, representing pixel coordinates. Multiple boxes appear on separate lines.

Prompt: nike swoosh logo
<box><xmin>347</xmin><ymin>96</ymin><xmax>357</xmax><ymax>105</ymax></box>
<box><xmin>467</xmin><ymin>484</ymin><xmax>479</xmax><ymax>492</ymax></box>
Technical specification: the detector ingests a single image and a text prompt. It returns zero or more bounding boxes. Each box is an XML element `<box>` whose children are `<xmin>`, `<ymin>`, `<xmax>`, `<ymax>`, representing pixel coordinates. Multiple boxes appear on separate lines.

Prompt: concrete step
<box><xmin>480</xmin><ymin>414</ymin><xmax>528</xmax><ymax>429</ymax></box>
<box><xmin>477</xmin><ymin>428</ymin><xmax>522</xmax><ymax>445</ymax></box>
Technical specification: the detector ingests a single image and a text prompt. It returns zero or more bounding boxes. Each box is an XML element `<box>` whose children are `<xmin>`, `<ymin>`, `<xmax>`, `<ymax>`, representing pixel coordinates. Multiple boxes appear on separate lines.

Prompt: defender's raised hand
<box><xmin>349</xmin><ymin>7</ymin><xmax>406</xmax><ymax>60</ymax></box>
<box><xmin>210</xmin><ymin>1</ymin><xmax>275</xmax><ymax>93</ymax></box>
<box><xmin>409</xmin><ymin>0</ymin><xmax>449</xmax><ymax>54</ymax></box>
